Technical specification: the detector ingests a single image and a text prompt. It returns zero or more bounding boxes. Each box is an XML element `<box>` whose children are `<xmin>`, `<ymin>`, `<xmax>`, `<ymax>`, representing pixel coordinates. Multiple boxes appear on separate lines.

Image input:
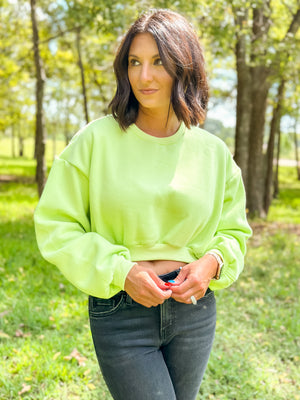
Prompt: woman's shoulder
<box><xmin>187</xmin><ymin>125</ymin><xmax>230</xmax><ymax>153</ymax></box>
<box><xmin>58</xmin><ymin>116</ymin><xmax>121</xmax><ymax>166</ymax></box>
<box><xmin>187</xmin><ymin>125</ymin><xmax>240</xmax><ymax>177</ymax></box>
<box><xmin>90</xmin><ymin>114</ymin><xmax>120</xmax><ymax>131</ymax></box>
<box><xmin>71</xmin><ymin>115</ymin><xmax>120</xmax><ymax>142</ymax></box>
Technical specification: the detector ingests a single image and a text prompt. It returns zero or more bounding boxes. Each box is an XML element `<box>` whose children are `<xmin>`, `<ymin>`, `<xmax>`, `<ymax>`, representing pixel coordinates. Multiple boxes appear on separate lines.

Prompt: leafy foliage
<box><xmin>1</xmin><ymin>0</ymin><xmax>299</xmax><ymax>134</ymax></box>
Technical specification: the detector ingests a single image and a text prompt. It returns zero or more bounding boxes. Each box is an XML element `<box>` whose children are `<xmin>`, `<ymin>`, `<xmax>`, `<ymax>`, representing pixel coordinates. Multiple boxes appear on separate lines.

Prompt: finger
<box><xmin>173</xmin><ymin>268</ymin><xmax>188</xmax><ymax>285</ymax></box>
<box><xmin>147</xmin><ymin>274</ymin><xmax>175</xmax><ymax>302</ymax></box>
<box><xmin>172</xmin><ymin>292</ymin><xmax>199</xmax><ymax>304</ymax></box>
<box><xmin>125</xmin><ymin>271</ymin><xmax>170</xmax><ymax>306</ymax></box>
<box><xmin>172</xmin><ymin>271</ymin><xmax>211</xmax><ymax>293</ymax></box>
<box><xmin>171</xmin><ymin>290</ymin><xmax>195</xmax><ymax>304</ymax></box>
<box><xmin>172</xmin><ymin>283</ymin><xmax>208</xmax><ymax>303</ymax></box>
<box><xmin>132</xmin><ymin>289</ymin><xmax>171</xmax><ymax>307</ymax></box>
<box><xmin>142</xmin><ymin>274</ymin><xmax>173</xmax><ymax>302</ymax></box>
<box><xmin>140</xmin><ymin>288</ymin><xmax>173</xmax><ymax>307</ymax></box>
<box><xmin>171</xmin><ymin>276</ymin><xmax>192</xmax><ymax>294</ymax></box>
<box><xmin>149</xmin><ymin>271</ymin><xmax>170</xmax><ymax>291</ymax></box>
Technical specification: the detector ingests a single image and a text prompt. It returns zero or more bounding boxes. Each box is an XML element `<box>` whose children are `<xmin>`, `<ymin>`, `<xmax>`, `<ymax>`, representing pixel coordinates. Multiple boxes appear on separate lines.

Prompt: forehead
<box><xmin>129</xmin><ymin>33</ymin><xmax>159</xmax><ymax>55</ymax></box>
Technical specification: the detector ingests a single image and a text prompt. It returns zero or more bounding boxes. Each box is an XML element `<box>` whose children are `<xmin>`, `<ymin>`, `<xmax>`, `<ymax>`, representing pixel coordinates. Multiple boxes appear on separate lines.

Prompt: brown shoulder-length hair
<box><xmin>109</xmin><ymin>9</ymin><xmax>209</xmax><ymax>130</ymax></box>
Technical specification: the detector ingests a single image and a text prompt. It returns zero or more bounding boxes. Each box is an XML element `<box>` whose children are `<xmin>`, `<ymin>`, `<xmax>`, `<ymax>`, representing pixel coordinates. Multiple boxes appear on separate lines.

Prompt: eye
<box><xmin>128</xmin><ymin>58</ymin><xmax>140</xmax><ymax>66</ymax></box>
<box><xmin>154</xmin><ymin>57</ymin><xmax>163</xmax><ymax>66</ymax></box>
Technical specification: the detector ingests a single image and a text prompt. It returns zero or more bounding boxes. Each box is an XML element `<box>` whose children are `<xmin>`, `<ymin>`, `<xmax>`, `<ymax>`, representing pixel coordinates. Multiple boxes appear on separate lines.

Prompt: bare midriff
<box><xmin>136</xmin><ymin>260</ymin><xmax>188</xmax><ymax>276</ymax></box>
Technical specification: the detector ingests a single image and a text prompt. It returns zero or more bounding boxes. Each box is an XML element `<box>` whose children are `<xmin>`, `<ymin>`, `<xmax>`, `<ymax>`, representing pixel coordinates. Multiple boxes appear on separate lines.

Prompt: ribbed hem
<box><xmin>113</xmin><ymin>257</ymin><xmax>137</xmax><ymax>290</ymax></box>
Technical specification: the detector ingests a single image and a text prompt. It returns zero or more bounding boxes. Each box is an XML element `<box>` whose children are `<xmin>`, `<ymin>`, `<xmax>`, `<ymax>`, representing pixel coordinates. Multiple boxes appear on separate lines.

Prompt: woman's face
<box><xmin>128</xmin><ymin>33</ymin><xmax>174</xmax><ymax>115</ymax></box>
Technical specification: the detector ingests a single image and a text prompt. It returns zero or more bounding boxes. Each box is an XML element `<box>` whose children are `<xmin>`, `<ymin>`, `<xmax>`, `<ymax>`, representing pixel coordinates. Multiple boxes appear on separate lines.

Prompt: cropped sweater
<box><xmin>34</xmin><ymin>115</ymin><xmax>252</xmax><ymax>298</ymax></box>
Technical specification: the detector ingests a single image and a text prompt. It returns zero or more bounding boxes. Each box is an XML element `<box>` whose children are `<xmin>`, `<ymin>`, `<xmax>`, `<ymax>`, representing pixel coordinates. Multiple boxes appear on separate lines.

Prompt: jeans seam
<box><xmin>160</xmin><ymin>303</ymin><xmax>164</xmax><ymax>342</ymax></box>
<box><xmin>160</xmin><ymin>299</ymin><xmax>176</xmax><ymax>343</ymax></box>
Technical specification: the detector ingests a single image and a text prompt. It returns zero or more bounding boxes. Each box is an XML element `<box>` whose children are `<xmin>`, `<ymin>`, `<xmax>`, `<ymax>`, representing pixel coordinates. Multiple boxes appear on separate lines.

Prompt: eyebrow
<box><xmin>128</xmin><ymin>53</ymin><xmax>160</xmax><ymax>59</ymax></box>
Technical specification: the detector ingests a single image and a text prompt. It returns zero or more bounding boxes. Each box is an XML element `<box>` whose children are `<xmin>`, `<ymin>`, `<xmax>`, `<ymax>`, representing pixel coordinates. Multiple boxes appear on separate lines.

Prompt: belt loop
<box><xmin>124</xmin><ymin>292</ymin><xmax>133</xmax><ymax>305</ymax></box>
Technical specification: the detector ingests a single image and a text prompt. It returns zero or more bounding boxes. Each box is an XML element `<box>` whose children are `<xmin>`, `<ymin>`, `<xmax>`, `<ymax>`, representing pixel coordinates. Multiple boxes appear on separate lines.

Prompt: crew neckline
<box><xmin>129</xmin><ymin>122</ymin><xmax>186</xmax><ymax>144</ymax></box>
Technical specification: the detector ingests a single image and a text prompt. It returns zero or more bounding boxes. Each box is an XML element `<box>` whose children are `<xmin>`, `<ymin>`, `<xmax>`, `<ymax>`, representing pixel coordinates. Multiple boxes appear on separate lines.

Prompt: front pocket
<box><xmin>197</xmin><ymin>289</ymin><xmax>215</xmax><ymax>306</ymax></box>
<box><xmin>89</xmin><ymin>293</ymin><xmax>125</xmax><ymax>318</ymax></box>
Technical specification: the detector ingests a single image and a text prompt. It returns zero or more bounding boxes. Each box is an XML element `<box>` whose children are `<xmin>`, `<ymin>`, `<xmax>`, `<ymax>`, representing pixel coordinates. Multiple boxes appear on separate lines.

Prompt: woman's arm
<box><xmin>171</xmin><ymin>161</ymin><xmax>252</xmax><ymax>302</ymax></box>
<box><xmin>34</xmin><ymin>158</ymin><xmax>136</xmax><ymax>299</ymax></box>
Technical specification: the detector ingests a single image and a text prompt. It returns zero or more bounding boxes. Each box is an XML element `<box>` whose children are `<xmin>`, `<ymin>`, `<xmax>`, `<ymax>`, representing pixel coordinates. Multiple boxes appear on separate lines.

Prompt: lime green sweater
<box><xmin>34</xmin><ymin>116</ymin><xmax>252</xmax><ymax>298</ymax></box>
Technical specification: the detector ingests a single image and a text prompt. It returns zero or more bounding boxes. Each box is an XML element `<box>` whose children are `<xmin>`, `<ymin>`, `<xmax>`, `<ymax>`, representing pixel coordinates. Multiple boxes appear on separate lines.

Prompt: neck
<box><xmin>135</xmin><ymin>106</ymin><xmax>180</xmax><ymax>138</ymax></box>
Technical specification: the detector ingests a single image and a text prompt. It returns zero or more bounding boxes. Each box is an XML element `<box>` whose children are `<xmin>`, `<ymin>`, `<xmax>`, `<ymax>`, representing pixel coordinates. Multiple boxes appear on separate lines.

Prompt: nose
<box><xmin>140</xmin><ymin>63</ymin><xmax>153</xmax><ymax>83</ymax></box>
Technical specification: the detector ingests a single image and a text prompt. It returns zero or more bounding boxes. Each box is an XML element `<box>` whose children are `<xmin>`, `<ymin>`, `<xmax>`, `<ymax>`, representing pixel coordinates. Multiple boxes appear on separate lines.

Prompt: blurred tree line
<box><xmin>0</xmin><ymin>0</ymin><xmax>299</xmax><ymax>217</ymax></box>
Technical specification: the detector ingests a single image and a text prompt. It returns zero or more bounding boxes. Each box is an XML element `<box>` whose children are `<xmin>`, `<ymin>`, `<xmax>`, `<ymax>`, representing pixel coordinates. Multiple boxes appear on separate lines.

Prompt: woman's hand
<box><xmin>170</xmin><ymin>255</ymin><xmax>218</xmax><ymax>304</ymax></box>
<box><xmin>124</xmin><ymin>263</ymin><xmax>172</xmax><ymax>308</ymax></box>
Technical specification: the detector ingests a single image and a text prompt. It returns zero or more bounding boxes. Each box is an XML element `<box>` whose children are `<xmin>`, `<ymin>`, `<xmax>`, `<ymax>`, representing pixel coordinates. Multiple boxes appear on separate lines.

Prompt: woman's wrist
<box><xmin>205</xmin><ymin>251</ymin><xmax>223</xmax><ymax>280</ymax></box>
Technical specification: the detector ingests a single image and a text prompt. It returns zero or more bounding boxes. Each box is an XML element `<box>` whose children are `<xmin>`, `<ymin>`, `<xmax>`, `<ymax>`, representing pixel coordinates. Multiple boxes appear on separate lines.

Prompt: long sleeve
<box><xmin>207</xmin><ymin>160</ymin><xmax>252</xmax><ymax>291</ymax></box>
<box><xmin>34</xmin><ymin>116</ymin><xmax>252</xmax><ymax>297</ymax></box>
<box><xmin>34</xmin><ymin>157</ymin><xmax>136</xmax><ymax>299</ymax></box>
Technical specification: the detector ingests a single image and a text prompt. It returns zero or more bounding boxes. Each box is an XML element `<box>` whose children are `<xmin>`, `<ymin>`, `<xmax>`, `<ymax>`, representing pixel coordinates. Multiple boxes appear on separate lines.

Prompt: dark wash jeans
<box><xmin>89</xmin><ymin>289</ymin><xmax>216</xmax><ymax>400</ymax></box>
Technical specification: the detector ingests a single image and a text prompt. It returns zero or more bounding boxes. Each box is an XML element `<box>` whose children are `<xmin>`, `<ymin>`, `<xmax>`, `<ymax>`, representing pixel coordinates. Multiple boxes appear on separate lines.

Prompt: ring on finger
<box><xmin>190</xmin><ymin>295</ymin><xmax>197</xmax><ymax>305</ymax></box>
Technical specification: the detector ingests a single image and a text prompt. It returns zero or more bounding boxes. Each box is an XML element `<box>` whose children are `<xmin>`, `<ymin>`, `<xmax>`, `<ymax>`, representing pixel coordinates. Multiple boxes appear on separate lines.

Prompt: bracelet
<box><xmin>206</xmin><ymin>251</ymin><xmax>224</xmax><ymax>280</ymax></box>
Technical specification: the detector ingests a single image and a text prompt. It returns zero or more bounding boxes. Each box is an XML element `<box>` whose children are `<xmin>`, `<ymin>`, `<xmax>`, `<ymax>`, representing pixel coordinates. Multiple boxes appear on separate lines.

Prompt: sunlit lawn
<box><xmin>267</xmin><ymin>166</ymin><xmax>300</xmax><ymax>224</ymax></box>
<box><xmin>0</xmin><ymin>156</ymin><xmax>299</xmax><ymax>399</ymax></box>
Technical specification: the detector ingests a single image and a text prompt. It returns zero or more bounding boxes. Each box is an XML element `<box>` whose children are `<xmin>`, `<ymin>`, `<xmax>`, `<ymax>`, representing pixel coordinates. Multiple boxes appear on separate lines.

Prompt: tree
<box><xmin>293</xmin><ymin>118</ymin><xmax>300</xmax><ymax>180</ymax></box>
<box><xmin>263</xmin><ymin>4</ymin><xmax>300</xmax><ymax>212</ymax></box>
<box><xmin>280</xmin><ymin>70</ymin><xmax>300</xmax><ymax>182</ymax></box>
<box><xmin>75</xmin><ymin>27</ymin><xmax>89</xmax><ymax>123</ymax></box>
<box><xmin>232</xmin><ymin>1</ymin><xmax>300</xmax><ymax>217</ymax></box>
<box><xmin>233</xmin><ymin>6</ymin><xmax>251</xmax><ymax>185</ymax></box>
<box><xmin>0</xmin><ymin>0</ymin><xmax>34</xmax><ymax>157</ymax></box>
<box><xmin>264</xmin><ymin>78</ymin><xmax>285</xmax><ymax>214</ymax></box>
<box><xmin>30</xmin><ymin>0</ymin><xmax>47</xmax><ymax>197</ymax></box>
<box><xmin>2</xmin><ymin>0</ymin><xmax>300</xmax><ymax>209</ymax></box>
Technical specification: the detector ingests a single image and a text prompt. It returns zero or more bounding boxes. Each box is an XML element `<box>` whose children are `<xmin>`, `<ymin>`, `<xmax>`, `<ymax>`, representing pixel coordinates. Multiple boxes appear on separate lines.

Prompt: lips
<box><xmin>139</xmin><ymin>89</ymin><xmax>158</xmax><ymax>95</ymax></box>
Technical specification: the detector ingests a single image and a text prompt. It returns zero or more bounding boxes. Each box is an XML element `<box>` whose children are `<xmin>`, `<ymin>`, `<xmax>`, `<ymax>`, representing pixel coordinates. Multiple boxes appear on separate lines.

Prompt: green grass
<box><xmin>200</xmin><ymin>228</ymin><xmax>300</xmax><ymax>399</ymax></box>
<box><xmin>0</xmin><ymin>157</ymin><xmax>299</xmax><ymax>399</ymax></box>
<box><xmin>0</xmin><ymin>180</ymin><xmax>111</xmax><ymax>399</ymax></box>
<box><xmin>0</xmin><ymin>157</ymin><xmax>36</xmax><ymax>179</ymax></box>
<box><xmin>0</xmin><ymin>137</ymin><xmax>67</xmax><ymax>162</ymax></box>
<box><xmin>267</xmin><ymin>167</ymin><xmax>300</xmax><ymax>223</ymax></box>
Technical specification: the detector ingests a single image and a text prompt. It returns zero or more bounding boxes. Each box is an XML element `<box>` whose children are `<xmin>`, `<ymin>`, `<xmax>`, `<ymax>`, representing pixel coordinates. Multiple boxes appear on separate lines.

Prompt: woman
<box><xmin>34</xmin><ymin>9</ymin><xmax>252</xmax><ymax>400</ymax></box>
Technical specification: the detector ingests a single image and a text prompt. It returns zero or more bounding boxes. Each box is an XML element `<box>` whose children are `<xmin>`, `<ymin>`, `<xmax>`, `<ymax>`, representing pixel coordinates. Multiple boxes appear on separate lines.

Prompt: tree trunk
<box><xmin>246</xmin><ymin>65</ymin><xmax>270</xmax><ymax>217</ymax></box>
<box><xmin>273</xmin><ymin>127</ymin><xmax>281</xmax><ymax>199</ymax></box>
<box><xmin>293</xmin><ymin>117</ymin><xmax>300</xmax><ymax>180</ymax></box>
<box><xmin>234</xmin><ymin>3</ymin><xmax>300</xmax><ymax>216</ymax></box>
<box><xmin>263</xmin><ymin>79</ymin><xmax>285</xmax><ymax>214</ymax></box>
<box><xmin>246</xmin><ymin>2</ymin><xmax>271</xmax><ymax>217</ymax></box>
<box><xmin>234</xmin><ymin>8</ymin><xmax>251</xmax><ymax>186</ymax></box>
<box><xmin>52</xmin><ymin>123</ymin><xmax>57</xmax><ymax>161</ymax></box>
<box><xmin>19</xmin><ymin>137</ymin><xmax>24</xmax><ymax>157</ymax></box>
<box><xmin>30</xmin><ymin>0</ymin><xmax>47</xmax><ymax>197</ymax></box>
<box><xmin>272</xmin><ymin>8</ymin><xmax>300</xmax><ymax>194</ymax></box>
<box><xmin>18</xmin><ymin>122</ymin><xmax>24</xmax><ymax>157</ymax></box>
<box><xmin>11</xmin><ymin>125</ymin><xmax>16</xmax><ymax>158</ymax></box>
<box><xmin>64</xmin><ymin>104</ymin><xmax>71</xmax><ymax>146</ymax></box>
<box><xmin>76</xmin><ymin>28</ymin><xmax>89</xmax><ymax>124</ymax></box>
